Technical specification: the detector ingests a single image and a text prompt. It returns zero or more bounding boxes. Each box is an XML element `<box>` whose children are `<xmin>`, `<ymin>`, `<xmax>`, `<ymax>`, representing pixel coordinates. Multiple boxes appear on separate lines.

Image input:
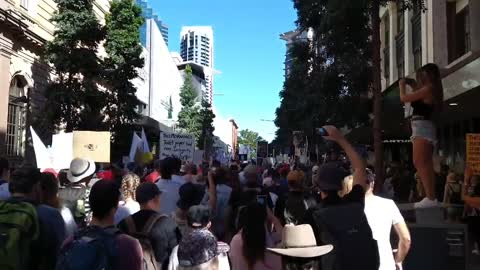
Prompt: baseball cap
<box><xmin>316</xmin><ymin>163</ymin><xmax>350</xmax><ymax>191</ymax></box>
<box><xmin>178</xmin><ymin>230</ymin><xmax>219</xmax><ymax>267</ymax></box>
<box><xmin>187</xmin><ymin>205</ymin><xmax>211</xmax><ymax>228</ymax></box>
<box><xmin>135</xmin><ymin>182</ymin><xmax>161</xmax><ymax>204</ymax></box>
<box><xmin>177</xmin><ymin>183</ymin><xmax>205</xmax><ymax>211</ymax></box>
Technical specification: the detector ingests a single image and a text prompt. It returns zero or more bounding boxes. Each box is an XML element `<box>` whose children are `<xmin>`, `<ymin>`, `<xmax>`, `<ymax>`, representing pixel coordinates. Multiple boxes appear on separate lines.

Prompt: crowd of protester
<box><xmin>0</xmin><ymin>125</ymin><xmax>479</xmax><ymax>269</ymax></box>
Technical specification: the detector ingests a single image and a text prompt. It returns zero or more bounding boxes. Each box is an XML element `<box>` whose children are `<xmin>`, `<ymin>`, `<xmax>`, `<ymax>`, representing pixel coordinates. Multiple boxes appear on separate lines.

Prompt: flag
<box><xmin>30</xmin><ymin>127</ymin><xmax>53</xmax><ymax>170</ymax></box>
<box><xmin>141</xmin><ymin>128</ymin><xmax>150</xmax><ymax>153</ymax></box>
<box><xmin>129</xmin><ymin>132</ymin><xmax>142</xmax><ymax>162</ymax></box>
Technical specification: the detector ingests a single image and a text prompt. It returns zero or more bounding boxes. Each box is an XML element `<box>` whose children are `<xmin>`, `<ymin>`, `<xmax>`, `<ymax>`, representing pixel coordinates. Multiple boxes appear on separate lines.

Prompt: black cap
<box><xmin>187</xmin><ymin>205</ymin><xmax>211</xmax><ymax>228</ymax></box>
<box><xmin>316</xmin><ymin>163</ymin><xmax>350</xmax><ymax>191</ymax></box>
<box><xmin>177</xmin><ymin>183</ymin><xmax>205</xmax><ymax>211</ymax></box>
<box><xmin>136</xmin><ymin>182</ymin><xmax>161</xmax><ymax>204</ymax></box>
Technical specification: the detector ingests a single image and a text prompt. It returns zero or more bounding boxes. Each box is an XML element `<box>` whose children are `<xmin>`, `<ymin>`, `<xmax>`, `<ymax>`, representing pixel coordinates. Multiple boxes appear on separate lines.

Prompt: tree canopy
<box><xmin>238</xmin><ymin>129</ymin><xmax>264</xmax><ymax>152</ymax></box>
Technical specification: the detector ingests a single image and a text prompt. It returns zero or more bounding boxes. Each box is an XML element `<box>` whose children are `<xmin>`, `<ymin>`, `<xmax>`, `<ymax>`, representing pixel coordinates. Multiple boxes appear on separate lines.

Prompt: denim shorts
<box><xmin>411</xmin><ymin>120</ymin><xmax>437</xmax><ymax>144</ymax></box>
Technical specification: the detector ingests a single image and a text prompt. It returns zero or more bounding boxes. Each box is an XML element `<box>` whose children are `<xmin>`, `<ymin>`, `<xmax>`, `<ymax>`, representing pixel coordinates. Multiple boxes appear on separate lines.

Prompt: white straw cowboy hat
<box><xmin>268</xmin><ymin>224</ymin><xmax>333</xmax><ymax>258</ymax></box>
<box><xmin>67</xmin><ymin>158</ymin><xmax>96</xmax><ymax>183</ymax></box>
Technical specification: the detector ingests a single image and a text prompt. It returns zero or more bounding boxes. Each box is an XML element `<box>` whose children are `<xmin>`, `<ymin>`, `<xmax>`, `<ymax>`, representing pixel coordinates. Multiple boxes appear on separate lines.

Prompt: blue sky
<box><xmin>150</xmin><ymin>0</ymin><xmax>297</xmax><ymax>142</ymax></box>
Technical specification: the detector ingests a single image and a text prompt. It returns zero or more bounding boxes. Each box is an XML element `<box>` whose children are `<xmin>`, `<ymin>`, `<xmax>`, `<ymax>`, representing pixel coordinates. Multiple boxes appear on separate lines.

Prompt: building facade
<box><xmin>144</xmin><ymin>18</ymin><xmax>182</xmax><ymax>126</ymax></box>
<box><xmin>0</xmin><ymin>0</ymin><xmax>110</xmax><ymax>165</ymax></box>
<box><xmin>180</xmin><ymin>26</ymin><xmax>214</xmax><ymax>104</ymax></box>
<box><xmin>280</xmin><ymin>28</ymin><xmax>314</xmax><ymax>78</ymax></box>
<box><xmin>379</xmin><ymin>0</ymin><xmax>480</xmax><ymax>166</ymax></box>
<box><xmin>136</xmin><ymin>0</ymin><xmax>168</xmax><ymax>47</ymax></box>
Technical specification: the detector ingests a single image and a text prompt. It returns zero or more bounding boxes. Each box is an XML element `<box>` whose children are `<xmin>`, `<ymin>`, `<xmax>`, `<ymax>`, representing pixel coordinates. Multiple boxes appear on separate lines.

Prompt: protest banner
<box><xmin>193</xmin><ymin>150</ymin><xmax>204</xmax><ymax>165</ymax></box>
<box><xmin>73</xmin><ymin>131</ymin><xmax>111</xmax><ymax>162</ymax></box>
<box><xmin>30</xmin><ymin>127</ymin><xmax>53</xmax><ymax>170</ymax></box>
<box><xmin>466</xmin><ymin>133</ymin><xmax>480</xmax><ymax>174</ymax></box>
<box><xmin>160</xmin><ymin>132</ymin><xmax>195</xmax><ymax>161</ymax></box>
<box><xmin>129</xmin><ymin>132</ymin><xmax>142</xmax><ymax>162</ymax></box>
<box><xmin>51</xmin><ymin>132</ymin><xmax>73</xmax><ymax>170</ymax></box>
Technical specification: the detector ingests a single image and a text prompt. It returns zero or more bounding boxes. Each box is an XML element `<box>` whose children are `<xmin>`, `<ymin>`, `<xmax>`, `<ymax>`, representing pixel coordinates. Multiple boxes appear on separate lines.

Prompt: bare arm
<box><xmin>399</xmin><ymin>79</ymin><xmax>433</xmax><ymax>103</ymax></box>
<box><xmin>393</xmin><ymin>222</ymin><xmax>411</xmax><ymax>264</ymax></box>
<box><xmin>322</xmin><ymin>126</ymin><xmax>367</xmax><ymax>190</ymax></box>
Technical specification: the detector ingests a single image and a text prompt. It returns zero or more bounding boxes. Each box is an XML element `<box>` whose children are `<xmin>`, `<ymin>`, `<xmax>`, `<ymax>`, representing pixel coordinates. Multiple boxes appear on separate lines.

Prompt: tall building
<box><xmin>280</xmin><ymin>28</ymin><xmax>313</xmax><ymax>78</ymax></box>
<box><xmin>136</xmin><ymin>0</ymin><xmax>168</xmax><ymax>47</ymax></box>
<box><xmin>180</xmin><ymin>26</ymin><xmax>214</xmax><ymax>104</ymax></box>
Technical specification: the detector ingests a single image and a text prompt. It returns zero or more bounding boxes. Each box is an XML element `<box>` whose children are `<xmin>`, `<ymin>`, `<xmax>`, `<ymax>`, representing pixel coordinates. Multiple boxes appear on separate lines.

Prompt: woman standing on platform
<box><xmin>399</xmin><ymin>63</ymin><xmax>444</xmax><ymax>208</ymax></box>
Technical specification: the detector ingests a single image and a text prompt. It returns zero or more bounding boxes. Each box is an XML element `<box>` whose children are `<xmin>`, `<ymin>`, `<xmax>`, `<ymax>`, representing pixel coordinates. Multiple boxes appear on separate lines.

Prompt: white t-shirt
<box><xmin>114</xmin><ymin>199</ymin><xmax>140</xmax><ymax>224</ymax></box>
<box><xmin>364</xmin><ymin>195</ymin><xmax>405</xmax><ymax>270</ymax></box>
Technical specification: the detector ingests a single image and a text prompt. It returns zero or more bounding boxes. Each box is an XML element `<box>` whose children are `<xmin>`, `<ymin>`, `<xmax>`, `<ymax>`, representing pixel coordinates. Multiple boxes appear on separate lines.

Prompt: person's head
<box><xmin>365</xmin><ymin>169</ymin><xmax>376</xmax><ymax>195</ymax></box>
<box><xmin>40</xmin><ymin>172</ymin><xmax>60</xmax><ymax>209</ymax></box>
<box><xmin>187</xmin><ymin>205</ymin><xmax>212</xmax><ymax>229</ymax></box>
<box><xmin>178</xmin><ymin>230</ymin><xmax>221</xmax><ymax>270</ymax></box>
<box><xmin>159</xmin><ymin>157</ymin><xmax>176</xmax><ymax>180</ymax></box>
<box><xmin>178</xmin><ymin>183</ymin><xmax>204</xmax><ymax>211</ymax></box>
<box><xmin>279</xmin><ymin>165</ymin><xmax>290</xmax><ymax>179</ymax></box>
<box><xmin>211</xmin><ymin>166</ymin><xmax>228</xmax><ymax>185</ymax></box>
<box><xmin>417</xmin><ymin>63</ymin><xmax>443</xmax><ymax>108</ymax></box>
<box><xmin>89</xmin><ymin>180</ymin><xmax>120</xmax><ymax>223</ymax></box>
<box><xmin>287</xmin><ymin>170</ymin><xmax>305</xmax><ymax>191</ymax></box>
<box><xmin>0</xmin><ymin>157</ymin><xmax>10</xmax><ymax>180</ymax></box>
<box><xmin>9</xmin><ymin>167</ymin><xmax>42</xmax><ymax>199</ymax></box>
<box><xmin>243</xmin><ymin>165</ymin><xmax>258</xmax><ymax>186</ymax></box>
<box><xmin>136</xmin><ymin>182</ymin><xmax>162</xmax><ymax>211</ymax></box>
<box><xmin>67</xmin><ymin>158</ymin><xmax>96</xmax><ymax>184</ymax></box>
<box><xmin>241</xmin><ymin>202</ymin><xmax>267</xmax><ymax>269</ymax></box>
<box><xmin>173</xmin><ymin>157</ymin><xmax>182</xmax><ymax>175</ymax></box>
<box><xmin>184</xmin><ymin>163</ymin><xmax>197</xmax><ymax>175</ymax></box>
<box><xmin>314</xmin><ymin>163</ymin><xmax>349</xmax><ymax>199</ymax></box>
<box><xmin>121</xmin><ymin>173</ymin><xmax>140</xmax><ymax>201</ymax></box>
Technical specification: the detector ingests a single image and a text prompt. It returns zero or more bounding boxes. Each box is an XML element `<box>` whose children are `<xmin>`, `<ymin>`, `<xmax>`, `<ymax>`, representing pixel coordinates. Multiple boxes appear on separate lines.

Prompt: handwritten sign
<box><xmin>73</xmin><ymin>131</ymin><xmax>111</xmax><ymax>162</ymax></box>
<box><xmin>466</xmin><ymin>133</ymin><xmax>480</xmax><ymax>174</ymax></box>
<box><xmin>160</xmin><ymin>132</ymin><xmax>195</xmax><ymax>161</ymax></box>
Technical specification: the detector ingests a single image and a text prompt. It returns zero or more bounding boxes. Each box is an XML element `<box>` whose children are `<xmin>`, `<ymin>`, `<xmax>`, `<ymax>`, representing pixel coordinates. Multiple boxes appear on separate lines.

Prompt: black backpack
<box><xmin>312</xmin><ymin>203</ymin><xmax>379</xmax><ymax>270</ymax></box>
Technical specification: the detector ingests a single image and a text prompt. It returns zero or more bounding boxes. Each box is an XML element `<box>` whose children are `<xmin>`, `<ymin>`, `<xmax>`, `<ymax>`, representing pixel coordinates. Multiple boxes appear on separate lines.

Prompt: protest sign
<box><xmin>73</xmin><ymin>131</ymin><xmax>111</xmax><ymax>162</ymax></box>
<box><xmin>193</xmin><ymin>150</ymin><xmax>204</xmax><ymax>165</ymax></box>
<box><xmin>129</xmin><ymin>132</ymin><xmax>142</xmax><ymax>162</ymax></box>
<box><xmin>160</xmin><ymin>132</ymin><xmax>195</xmax><ymax>161</ymax></box>
<box><xmin>466</xmin><ymin>133</ymin><xmax>480</xmax><ymax>174</ymax></box>
<box><xmin>51</xmin><ymin>132</ymin><xmax>73</xmax><ymax>170</ymax></box>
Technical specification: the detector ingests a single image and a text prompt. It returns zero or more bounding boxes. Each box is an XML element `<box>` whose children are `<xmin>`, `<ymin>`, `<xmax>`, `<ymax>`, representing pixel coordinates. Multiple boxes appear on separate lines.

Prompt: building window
<box><xmin>411</xmin><ymin>5</ymin><xmax>422</xmax><ymax>70</ymax></box>
<box><xmin>6</xmin><ymin>77</ymin><xmax>27</xmax><ymax>158</ymax></box>
<box><xmin>383</xmin><ymin>12</ymin><xmax>390</xmax><ymax>80</ymax></box>
<box><xmin>447</xmin><ymin>3</ymin><xmax>470</xmax><ymax>63</ymax></box>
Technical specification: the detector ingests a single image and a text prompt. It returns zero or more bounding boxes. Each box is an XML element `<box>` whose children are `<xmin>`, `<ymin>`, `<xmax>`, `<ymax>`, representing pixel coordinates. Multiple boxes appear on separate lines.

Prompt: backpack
<box><xmin>0</xmin><ymin>200</ymin><xmax>40</xmax><ymax>270</ymax></box>
<box><xmin>312</xmin><ymin>203</ymin><xmax>379</xmax><ymax>270</ymax></box>
<box><xmin>55</xmin><ymin>226</ymin><xmax>121</xmax><ymax>270</ymax></box>
<box><xmin>124</xmin><ymin>215</ymin><xmax>165</xmax><ymax>270</ymax></box>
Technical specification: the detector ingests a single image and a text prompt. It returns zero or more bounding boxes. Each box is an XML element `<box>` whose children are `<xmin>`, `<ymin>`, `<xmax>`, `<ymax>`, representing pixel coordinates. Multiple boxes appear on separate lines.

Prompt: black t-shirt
<box><xmin>118</xmin><ymin>210</ymin><xmax>181</xmax><ymax>270</ymax></box>
<box><xmin>302</xmin><ymin>185</ymin><xmax>371</xmax><ymax>270</ymax></box>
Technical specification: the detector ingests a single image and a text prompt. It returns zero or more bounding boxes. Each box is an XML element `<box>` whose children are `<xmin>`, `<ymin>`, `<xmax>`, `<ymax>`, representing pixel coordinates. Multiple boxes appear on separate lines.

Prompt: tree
<box><xmin>177</xmin><ymin>65</ymin><xmax>201</xmax><ymax>135</ymax></box>
<box><xmin>275</xmin><ymin>0</ymin><xmax>372</xmax><ymax>155</ymax></box>
<box><xmin>44</xmin><ymin>0</ymin><xmax>105</xmax><ymax>132</ymax></box>
<box><xmin>198</xmin><ymin>100</ymin><xmax>216</xmax><ymax>152</ymax></box>
<box><xmin>238</xmin><ymin>129</ymin><xmax>264</xmax><ymax>156</ymax></box>
<box><xmin>103</xmin><ymin>0</ymin><xmax>145</xmax><ymax>148</ymax></box>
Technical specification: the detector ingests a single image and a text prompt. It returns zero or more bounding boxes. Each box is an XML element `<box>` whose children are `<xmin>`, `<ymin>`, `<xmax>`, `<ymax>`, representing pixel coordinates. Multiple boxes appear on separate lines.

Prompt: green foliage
<box><xmin>275</xmin><ymin>0</ymin><xmax>372</xmax><ymax>148</ymax></box>
<box><xmin>238</xmin><ymin>129</ymin><xmax>264</xmax><ymax>153</ymax></box>
<box><xmin>103</xmin><ymin>0</ymin><xmax>145</xmax><ymax>144</ymax></box>
<box><xmin>197</xmin><ymin>100</ymin><xmax>216</xmax><ymax>151</ymax></box>
<box><xmin>177</xmin><ymin>65</ymin><xmax>200</xmax><ymax>135</ymax></box>
<box><xmin>44</xmin><ymin>0</ymin><xmax>105</xmax><ymax>132</ymax></box>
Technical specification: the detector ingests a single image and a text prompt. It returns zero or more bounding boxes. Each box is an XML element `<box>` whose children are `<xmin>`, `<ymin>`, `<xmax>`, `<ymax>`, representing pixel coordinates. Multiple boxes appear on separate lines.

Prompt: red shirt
<box><xmin>144</xmin><ymin>171</ymin><xmax>160</xmax><ymax>183</ymax></box>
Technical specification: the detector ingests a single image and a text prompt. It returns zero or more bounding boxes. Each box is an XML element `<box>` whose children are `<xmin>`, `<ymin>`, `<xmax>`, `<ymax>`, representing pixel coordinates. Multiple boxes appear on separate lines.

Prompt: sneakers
<box><xmin>414</xmin><ymin>197</ymin><xmax>440</xmax><ymax>209</ymax></box>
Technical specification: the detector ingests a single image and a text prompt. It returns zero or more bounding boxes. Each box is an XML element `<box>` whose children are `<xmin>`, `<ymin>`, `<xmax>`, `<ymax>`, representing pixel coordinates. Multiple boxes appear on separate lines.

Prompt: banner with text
<box><xmin>160</xmin><ymin>132</ymin><xmax>195</xmax><ymax>161</ymax></box>
<box><xmin>73</xmin><ymin>131</ymin><xmax>111</xmax><ymax>163</ymax></box>
<box><xmin>466</xmin><ymin>133</ymin><xmax>480</xmax><ymax>174</ymax></box>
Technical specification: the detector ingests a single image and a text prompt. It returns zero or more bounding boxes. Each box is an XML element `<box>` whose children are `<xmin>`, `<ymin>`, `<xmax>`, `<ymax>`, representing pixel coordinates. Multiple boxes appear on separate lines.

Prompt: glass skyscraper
<box><xmin>136</xmin><ymin>0</ymin><xmax>168</xmax><ymax>47</ymax></box>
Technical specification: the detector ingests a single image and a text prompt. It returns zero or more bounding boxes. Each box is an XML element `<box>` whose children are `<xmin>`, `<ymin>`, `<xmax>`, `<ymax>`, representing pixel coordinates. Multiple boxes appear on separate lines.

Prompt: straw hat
<box><xmin>268</xmin><ymin>224</ymin><xmax>333</xmax><ymax>258</ymax></box>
